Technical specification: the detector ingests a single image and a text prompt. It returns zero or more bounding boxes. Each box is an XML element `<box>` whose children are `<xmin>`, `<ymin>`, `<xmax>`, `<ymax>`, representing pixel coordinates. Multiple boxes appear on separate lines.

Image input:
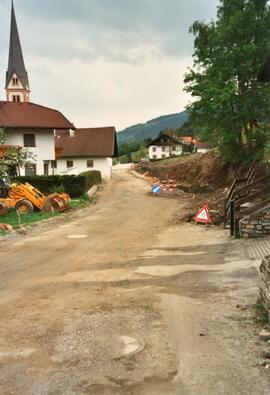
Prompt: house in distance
<box><xmin>147</xmin><ymin>132</ymin><xmax>190</xmax><ymax>160</ymax></box>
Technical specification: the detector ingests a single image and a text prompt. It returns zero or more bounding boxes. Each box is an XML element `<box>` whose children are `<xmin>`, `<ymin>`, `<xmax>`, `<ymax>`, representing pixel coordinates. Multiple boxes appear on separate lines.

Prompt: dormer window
<box><xmin>12</xmin><ymin>77</ymin><xmax>19</xmax><ymax>86</ymax></box>
<box><xmin>12</xmin><ymin>95</ymin><xmax>21</xmax><ymax>102</ymax></box>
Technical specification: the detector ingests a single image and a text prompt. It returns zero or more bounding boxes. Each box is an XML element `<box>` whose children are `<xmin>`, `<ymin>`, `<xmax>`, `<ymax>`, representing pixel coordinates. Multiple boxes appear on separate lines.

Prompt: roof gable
<box><xmin>55</xmin><ymin>127</ymin><xmax>118</xmax><ymax>158</ymax></box>
<box><xmin>147</xmin><ymin>133</ymin><xmax>185</xmax><ymax>147</ymax></box>
<box><xmin>0</xmin><ymin>101</ymin><xmax>75</xmax><ymax>130</ymax></box>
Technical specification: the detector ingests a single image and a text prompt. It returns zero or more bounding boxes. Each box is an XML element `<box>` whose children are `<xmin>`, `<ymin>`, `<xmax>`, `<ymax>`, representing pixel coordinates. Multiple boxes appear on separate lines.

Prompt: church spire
<box><xmin>5</xmin><ymin>0</ymin><xmax>30</xmax><ymax>102</ymax></box>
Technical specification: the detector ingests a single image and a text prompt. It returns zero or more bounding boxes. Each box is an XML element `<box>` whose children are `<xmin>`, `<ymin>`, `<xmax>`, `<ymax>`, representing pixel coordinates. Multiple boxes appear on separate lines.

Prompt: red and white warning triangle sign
<box><xmin>194</xmin><ymin>203</ymin><xmax>211</xmax><ymax>224</ymax></box>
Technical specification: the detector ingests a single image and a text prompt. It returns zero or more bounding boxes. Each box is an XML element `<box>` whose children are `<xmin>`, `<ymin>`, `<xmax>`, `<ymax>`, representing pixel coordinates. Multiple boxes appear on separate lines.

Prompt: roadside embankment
<box><xmin>135</xmin><ymin>151</ymin><xmax>249</xmax><ymax>225</ymax></box>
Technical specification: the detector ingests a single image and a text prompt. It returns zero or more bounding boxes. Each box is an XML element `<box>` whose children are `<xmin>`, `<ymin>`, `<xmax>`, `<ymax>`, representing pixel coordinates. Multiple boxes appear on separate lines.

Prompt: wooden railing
<box><xmin>224</xmin><ymin>165</ymin><xmax>256</xmax><ymax>230</ymax></box>
<box><xmin>224</xmin><ymin>164</ymin><xmax>270</xmax><ymax>237</ymax></box>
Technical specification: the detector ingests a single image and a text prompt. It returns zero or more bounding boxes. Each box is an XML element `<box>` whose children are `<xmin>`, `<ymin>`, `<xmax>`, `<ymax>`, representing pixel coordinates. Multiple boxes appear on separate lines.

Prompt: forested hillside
<box><xmin>117</xmin><ymin>111</ymin><xmax>188</xmax><ymax>145</ymax></box>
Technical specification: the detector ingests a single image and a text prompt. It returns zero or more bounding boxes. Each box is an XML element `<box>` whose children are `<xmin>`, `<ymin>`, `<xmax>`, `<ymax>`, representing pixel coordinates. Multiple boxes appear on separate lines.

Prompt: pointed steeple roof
<box><xmin>5</xmin><ymin>1</ymin><xmax>29</xmax><ymax>90</ymax></box>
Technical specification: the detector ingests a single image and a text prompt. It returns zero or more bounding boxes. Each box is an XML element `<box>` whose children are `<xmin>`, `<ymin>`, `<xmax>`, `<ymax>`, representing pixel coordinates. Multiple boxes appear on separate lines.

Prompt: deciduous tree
<box><xmin>0</xmin><ymin>129</ymin><xmax>36</xmax><ymax>181</ymax></box>
<box><xmin>184</xmin><ymin>0</ymin><xmax>270</xmax><ymax>163</ymax></box>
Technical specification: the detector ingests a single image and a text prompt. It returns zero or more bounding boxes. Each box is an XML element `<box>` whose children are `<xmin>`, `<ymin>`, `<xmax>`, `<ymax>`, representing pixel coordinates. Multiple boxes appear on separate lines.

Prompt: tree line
<box><xmin>185</xmin><ymin>0</ymin><xmax>270</xmax><ymax>164</ymax></box>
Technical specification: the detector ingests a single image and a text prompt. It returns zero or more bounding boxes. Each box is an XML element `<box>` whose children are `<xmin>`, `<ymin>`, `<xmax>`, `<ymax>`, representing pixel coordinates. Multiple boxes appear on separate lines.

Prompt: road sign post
<box><xmin>152</xmin><ymin>184</ymin><xmax>161</xmax><ymax>195</ymax></box>
<box><xmin>194</xmin><ymin>203</ymin><xmax>211</xmax><ymax>224</ymax></box>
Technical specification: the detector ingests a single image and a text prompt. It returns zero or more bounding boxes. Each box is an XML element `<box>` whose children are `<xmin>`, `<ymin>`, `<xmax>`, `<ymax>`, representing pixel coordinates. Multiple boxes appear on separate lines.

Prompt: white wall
<box><xmin>56</xmin><ymin>157</ymin><xmax>113</xmax><ymax>180</ymax></box>
<box><xmin>148</xmin><ymin>145</ymin><xmax>182</xmax><ymax>159</ymax></box>
<box><xmin>197</xmin><ymin>148</ymin><xmax>209</xmax><ymax>154</ymax></box>
<box><xmin>5</xmin><ymin>128</ymin><xmax>55</xmax><ymax>175</ymax></box>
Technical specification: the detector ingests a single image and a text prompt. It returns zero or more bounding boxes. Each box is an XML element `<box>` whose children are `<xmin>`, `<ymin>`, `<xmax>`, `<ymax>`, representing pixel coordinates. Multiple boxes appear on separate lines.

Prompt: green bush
<box><xmin>12</xmin><ymin>175</ymin><xmax>87</xmax><ymax>198</ymax></box>
<box><xmin>79</xmin><ymin>170</ymin><xmax>102</xmax><ymax>190</ymax></box>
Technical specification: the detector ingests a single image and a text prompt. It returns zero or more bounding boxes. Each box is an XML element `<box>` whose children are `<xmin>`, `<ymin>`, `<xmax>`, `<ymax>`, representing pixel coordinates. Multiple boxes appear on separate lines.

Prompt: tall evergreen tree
<box><xmin>184</xmin><ymin>0</ymin><xmax>270</xmax><ymax>163</ymax></box>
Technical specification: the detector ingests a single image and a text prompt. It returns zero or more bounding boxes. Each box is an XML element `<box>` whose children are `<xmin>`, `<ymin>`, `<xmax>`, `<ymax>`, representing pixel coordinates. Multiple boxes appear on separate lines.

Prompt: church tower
<box><xmin>5</xmin><ymin>1</ymin><xmax>30</xmax><ymax>102</ymax></box>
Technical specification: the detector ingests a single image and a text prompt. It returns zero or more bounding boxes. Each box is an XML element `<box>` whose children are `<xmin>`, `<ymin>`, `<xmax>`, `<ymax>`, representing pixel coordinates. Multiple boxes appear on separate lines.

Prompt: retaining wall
<box><xmin>259</xmin><ymin>256</ymin><xmax>270</xmax><ymax>321</ymax></box>
<box><xmin>240</xmin><ymin>206</ymin><xmax>270</xmax><ymax>238</ymax></box>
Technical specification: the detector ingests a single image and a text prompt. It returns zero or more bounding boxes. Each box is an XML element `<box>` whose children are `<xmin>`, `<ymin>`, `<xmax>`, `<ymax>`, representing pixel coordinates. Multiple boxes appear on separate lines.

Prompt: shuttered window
<box><xmin>23</xmin><ymin>134</ymin><xmax>36</xmax><ymax>147</ymax></box>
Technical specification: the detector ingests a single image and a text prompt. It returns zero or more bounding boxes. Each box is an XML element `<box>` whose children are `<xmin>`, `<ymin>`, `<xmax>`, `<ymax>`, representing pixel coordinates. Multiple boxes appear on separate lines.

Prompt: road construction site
<box><xmin>0</xmin><ymin>169</ymin><xmax>269</xmax><ymax>395</ymax></box>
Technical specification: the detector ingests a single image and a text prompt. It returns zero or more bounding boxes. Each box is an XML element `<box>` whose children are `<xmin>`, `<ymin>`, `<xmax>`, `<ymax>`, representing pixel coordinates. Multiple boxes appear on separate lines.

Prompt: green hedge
<box><xmin>12</xmin><ymin>175</ymin><xmax>86</xmax><ymax>198</ymax></box>
<box><xmin>79</xmin><ymin>170</ymin><xmax>102</xmax><ymax>190</ymax></box>
<box><xmin>12</xmin><ymin>171</ymin><xmax>102</xmax><ymax>198</ymax></box>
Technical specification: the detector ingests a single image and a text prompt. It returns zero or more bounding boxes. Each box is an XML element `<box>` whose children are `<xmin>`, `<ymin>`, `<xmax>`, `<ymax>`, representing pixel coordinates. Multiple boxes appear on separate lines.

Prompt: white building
<box><xmin>0</xmin><ymin>101</ymin><xmax>75</xmax><ymax>176</ymax></box>
<box><xmin>194</xmin><ymin>141</ymin><xmax>211</xmax><ymax>154</ymax></box>
<box><xmin>0</xmin><ymin>3</ymin><xmax>75</xmax><ymax>177</ymax></box>
<box><xmin>147</xmin><ymin>133</ymin><xmax>189</xmax><ymax>160</ymax></box>
<box><xmin>55</xmin><ymin>128</ymin><xmax>118</xmax><ymax>180</ymax></box>
<box><xmin>0</xmin><ymin>3</ymin><xmax>117</xmax><ymax>180</ymax></box>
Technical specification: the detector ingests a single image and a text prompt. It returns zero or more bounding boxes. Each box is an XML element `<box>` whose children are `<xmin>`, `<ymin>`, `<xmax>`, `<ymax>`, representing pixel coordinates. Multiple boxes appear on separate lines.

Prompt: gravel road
<box><xmin>0</xmin><ymin>170</ymin><xmax>269</xmax><ymax>394</ymax></box>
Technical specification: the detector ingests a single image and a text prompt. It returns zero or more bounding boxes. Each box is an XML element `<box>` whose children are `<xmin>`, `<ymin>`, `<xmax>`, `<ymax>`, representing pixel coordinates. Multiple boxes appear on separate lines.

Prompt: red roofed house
<box><xmin>1</xmin><ymin>2</ymin><xmax>117</xmax><ymax>179</ymax></box>
<box><xmin>0</xmin><ymin>101</ymin><xmax>75</xmax><ymax>176</ymax></box>
<box><xmin>0</xmin><ymin>3</ymin><xmax>75</xmax><ymax>176</ymax></box>
<box><xmin>55</xmin><ymin>128</ymin><xmax>118</xmax><ymax>179</ymax></box>
<box><xmin>193</xmin><ymin>139</ymin><xmax>212</xmax><ymax>154</ymax></box>
<box><xmin>182</xmin><ymin>136</ymin><xmax>193</xmax><ymax>144</ymax></box>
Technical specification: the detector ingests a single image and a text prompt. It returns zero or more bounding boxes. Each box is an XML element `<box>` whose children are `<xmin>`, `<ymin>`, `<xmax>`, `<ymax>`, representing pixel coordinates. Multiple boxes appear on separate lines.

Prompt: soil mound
<box><xmin>135</xmin><ymin>151</ymin><xmax>246</xmax><ymax>193</ymax></box>
<box><xmin>135</xmin><ymin>151</ymin><xmax>253</xmax><ymax>225</ymax></box>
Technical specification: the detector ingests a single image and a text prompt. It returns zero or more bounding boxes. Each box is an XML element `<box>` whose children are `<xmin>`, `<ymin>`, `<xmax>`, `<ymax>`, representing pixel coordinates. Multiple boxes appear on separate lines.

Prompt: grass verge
<box><xmin>0</xmin><ymin>195</ymin><xmax>90</xmax><ymax>230</ymax></box>
<box><xmin>255</xmin><ymin>299</ymin><xmax>269</xmax><ymax>324</ymax></box>
<box><xmin>69</xmin><ymin>195</ymin><xmax>90</xmax><ymax>209</ymax></box>
<box><xmin>0</xmin><ymin>210</ymin><xmax>61</xmax><ymax>229</ymax></box>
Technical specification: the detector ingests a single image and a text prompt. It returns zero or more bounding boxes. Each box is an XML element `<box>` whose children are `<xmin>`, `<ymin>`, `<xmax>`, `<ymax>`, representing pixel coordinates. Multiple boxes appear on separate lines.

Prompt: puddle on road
<box><xmin>0</xmin><ymin>348</ymin><xmax>36</xmax><ymax>360</ymax></box>
<box><xmin>55</xmin><ymin>268</ymin><xmax>139</xmax><ymax>283</ymax></box>
<box><xmin>142</xmin><ymin>249</ymin><xmax>206</xmax><ymax>258</ymax></box>
<box><xmin>136</xmin><ymin>264</ymin><xmax>218</xmax><ymax>277</ymax></box>
<box><xmin>67</xmin><ymin>235</ymin><xmax>88</xmax><ymax>239</ymax></box>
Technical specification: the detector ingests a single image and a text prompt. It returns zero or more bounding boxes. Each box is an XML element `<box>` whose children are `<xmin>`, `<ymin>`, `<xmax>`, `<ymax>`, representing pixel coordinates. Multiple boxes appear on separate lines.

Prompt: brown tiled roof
<box><xmin>195</xmin><ymin>141</ymin><xmax>211</xmax><ymax>149</ymax></box>
<box><xmin>147</xmin><ymin>133</ymin><xmax>187</xmax><ymax>147</ymax></box>
<box><xmin>0</xmin><ymin>101</ymin><xmax>75</xmax><ymax>129</ymax></box>
<box><xmin>182</xmin><ymin>136</ymin><xmax>193</xmax><ymax>143</ymax></box>
<box><xmin>55</xmin><ymin>127</ymin><xmax>118</xmax><ymax>158</ymax></box>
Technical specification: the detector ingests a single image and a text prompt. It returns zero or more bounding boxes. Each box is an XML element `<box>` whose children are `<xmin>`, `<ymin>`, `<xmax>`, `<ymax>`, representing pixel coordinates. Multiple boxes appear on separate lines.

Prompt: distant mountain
<box><xmin>117</xmin><ymin>111</ymin><xmax>188</xmax><ymax>145</ymax></box>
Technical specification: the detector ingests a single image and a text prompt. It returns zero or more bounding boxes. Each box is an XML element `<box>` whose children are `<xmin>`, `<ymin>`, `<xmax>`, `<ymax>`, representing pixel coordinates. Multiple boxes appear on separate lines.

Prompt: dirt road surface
<box><xmin>0</xmin><ymin>170</ymin><xmax>269</xmax><ymax>394</ymax></box>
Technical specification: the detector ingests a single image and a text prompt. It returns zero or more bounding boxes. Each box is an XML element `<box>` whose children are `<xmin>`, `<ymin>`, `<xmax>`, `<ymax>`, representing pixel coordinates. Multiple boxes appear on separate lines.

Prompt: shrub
<box><xmin>48</xmin><ymin>184</ymin><xmax>66</xmax><ymax>194</ymax></box>
<box><xmin>12</xmin><ymin>175</ymin><xmax>87</xmax><ymax>198</ymax></box>
<box><xmin>79</xmin><ymin>170</ymin><xmax>102</xmax><ymax>190</ymax></box>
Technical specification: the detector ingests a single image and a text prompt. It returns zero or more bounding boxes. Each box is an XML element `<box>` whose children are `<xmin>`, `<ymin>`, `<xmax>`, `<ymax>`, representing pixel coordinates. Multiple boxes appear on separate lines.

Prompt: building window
<box><xmin>67</xmin><ymin>160</ymin><xmax>74</xmax><ymax>168</ymax></box>
<box><xmin>12</xmin><ymin>77</ymin><xmax>19</xmax><ymax>86</ymax></box>
<box><xmin>43</xmin><ymin>162</ymin><xmax>49</xmax><ymax>176</ymax></box>
<box><xmin>172</xmin><ymin>146</ymin><xmax>176</xmax><ymax>151</ymax></box>
<box><xmin>25</xmin><ymin>163</ymin><xmax>36</xmax><ymax>176</ymax></box>
<box><xmin>152</xmin><ymin>147</ymin><xmax>157</xmax><ymax>152</ymax></box>
<box><xmin>23</xmin><ymin>134</ymin><xmax>36</xmax><ymax>147</ymax></box>
<box><xmin>162</xmin><ymin>146</ymin><xmax>166</xmax><ymax>152</ymax></box>
<box><xmin>12</xmin><ymin>95</ymin><xmax>21</xmax><ymax>102</ymax></box>
<box><xmin>87</xmin><ymin>159</ymin><xmax>94</xmax><ymax>168</ymax></box>
<box><xmin>51</xmin><ymin>160</ymin><xmax>57</xmax><ymax>169</ymax></box>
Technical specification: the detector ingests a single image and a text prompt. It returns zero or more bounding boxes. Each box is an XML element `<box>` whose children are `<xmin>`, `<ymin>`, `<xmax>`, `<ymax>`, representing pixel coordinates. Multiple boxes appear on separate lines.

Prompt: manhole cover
<box><xmin>118</xmin><ymin>335</ymin><xmax>145</xmax><ymax>357</ymax></box>
<box><xmin>78</xmin><ymin>335</ymin><xmax>145</xmax><ymax>359</ymax></box>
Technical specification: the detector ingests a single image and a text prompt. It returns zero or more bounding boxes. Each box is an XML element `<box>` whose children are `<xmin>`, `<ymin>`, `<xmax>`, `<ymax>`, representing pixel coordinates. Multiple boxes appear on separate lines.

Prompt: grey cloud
<box><xmin>4</xmin><ymin>0</ymin><xmax>219</xmax><ymax>63</ymax></box>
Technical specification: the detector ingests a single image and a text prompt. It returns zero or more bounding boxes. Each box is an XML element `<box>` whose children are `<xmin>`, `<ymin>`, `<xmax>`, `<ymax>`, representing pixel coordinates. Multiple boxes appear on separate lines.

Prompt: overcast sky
<box><xmin>0</xmin><ymin>0</ymin><xmax>219</xmax><ymax>130</ymax></box>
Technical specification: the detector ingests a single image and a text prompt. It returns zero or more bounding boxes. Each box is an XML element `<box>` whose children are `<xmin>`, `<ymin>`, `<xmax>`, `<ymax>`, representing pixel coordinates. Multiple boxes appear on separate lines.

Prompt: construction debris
<box><xmin>0</xmin><ymin>223</ymin><xmax>14</xmax><ymax>233</ymax></box>
<box><xmin>135</xmin><ymin>151</ymin><xmax>241</xmax><ymax>226</ymax></box>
